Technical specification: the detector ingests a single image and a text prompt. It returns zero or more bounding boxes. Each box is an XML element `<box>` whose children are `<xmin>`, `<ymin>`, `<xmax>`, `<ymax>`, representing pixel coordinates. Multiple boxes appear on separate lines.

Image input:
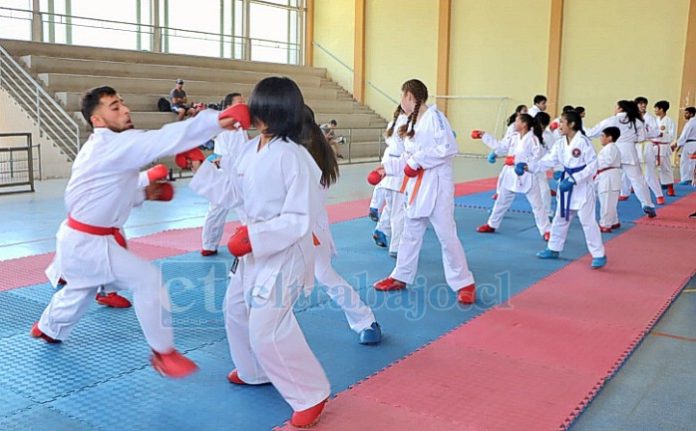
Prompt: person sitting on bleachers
<box><xmin>170</xmin><ymin>79</ymin><xmax>200</xmax><ymax>121</ymax></box>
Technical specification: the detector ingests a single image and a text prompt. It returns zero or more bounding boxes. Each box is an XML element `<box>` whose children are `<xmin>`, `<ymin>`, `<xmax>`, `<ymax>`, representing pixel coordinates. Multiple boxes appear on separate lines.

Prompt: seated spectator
<box><xmin>170</xmin><ymin>79</ymin><xmax>200</xmax><ymax>121</ymax></box>
<box><xmin>320</xmin><ymin>119</ymin><xmax>345</xmax><ymax>159</ymax></box>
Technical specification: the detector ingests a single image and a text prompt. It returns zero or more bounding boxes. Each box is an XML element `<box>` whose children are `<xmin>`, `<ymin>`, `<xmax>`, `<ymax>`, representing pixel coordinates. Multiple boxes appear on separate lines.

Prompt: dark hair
<box><xmin>602</xmin><ymin>126</ymin><xmax>620</xmax><ymax>142</ymax></box>
<box><xmin>399</xmin><ymin>79</ymin><xmax>428</xmax><ymax>138</ymax></box>
<box><xmin>300</xmin><ymin>105</ymin><xmax>339</xmax><ymax>187</ymax></box>
<box><xmin>634</xmin><ymin>96</ymin><xmax>648</xmax><ymax>105</ymax></box>
<box><xmin>562</xmin><ymin>110</ymin><xmax>585</xmax><ymax>134</ymax></box>
<box><xmin>329</xmin><ymin>119</ymin><xmax>337</xmax><ymax>126</ymax></box>
<box><xmin>518</xmin><ymin>113</ymin><xmax>544</xmax><ymax>145</ymax></box>
<box><xmin>223</xmin><ymin>92</ymin><xmax>242</xmax><ymax>108</ymax></box>
<box><xmin>506</xmin><ymin>104</ymin><xmax>528</xmax><ymax>126</ymax></box>
<box><xmin>249</xmin><ymin>77</ymin><xmax>304</xmax><ymax>143</ymax></box>
<box><xmin>686</xmin><ymin>106</ymin><xmax>696</xmax><ymax>115</ymax></box>
<box><xmin>562</xmin><ymin>105</ymin><xmax>575</xmax><ymax>113</ymax></box>
<box><xmin>81</xmin><ymin>86</ymin><xmax>117</xmax><ymax>127</ymax></box>
<box><xmin>385</xmin><ymin>103</ymin><xmax>404</xmax><ymax>137</ymax></box>
<box><xmin>535</xmin><ymin>111</ymin><xmax>551</xmax><ymax>128</ymax></box>
<box><xmin>533</xmin><ymin>95</ymin><xmax>547</xmax><ymax>105</ymax></box>
<box><xmin>617</xmin><ymin>100</ymin><xmax>644</xmax><ymax>130</ymax></box>
<box><xmin>575</xmin><ymin>106</ymin><xmax>585</xmax><ymax>115</ymax></box>
<box><xmin>654</xmin><ymin>100</ymin><xmax>670</xmax><ymax>112</ymax></box>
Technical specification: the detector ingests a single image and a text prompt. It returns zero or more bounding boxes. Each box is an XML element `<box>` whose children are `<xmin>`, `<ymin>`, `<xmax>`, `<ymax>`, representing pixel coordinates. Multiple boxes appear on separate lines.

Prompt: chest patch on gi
<box><xmin>572</xmin><ymin>148</ymin><xmax>581</xmax><ymax>158</ymax></box>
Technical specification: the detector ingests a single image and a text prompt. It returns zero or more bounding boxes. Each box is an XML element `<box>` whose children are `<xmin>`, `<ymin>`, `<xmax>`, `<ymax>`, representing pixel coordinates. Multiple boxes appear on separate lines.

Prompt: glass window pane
<box><xmin>166</xmin><ymin>0</ymin><xmax>220</xmax><ymax>56</ymax></box>
<box><xmin>0</xmin><ymin>0</ymin><xmax>32</xmax><ymax>41</ymax></box>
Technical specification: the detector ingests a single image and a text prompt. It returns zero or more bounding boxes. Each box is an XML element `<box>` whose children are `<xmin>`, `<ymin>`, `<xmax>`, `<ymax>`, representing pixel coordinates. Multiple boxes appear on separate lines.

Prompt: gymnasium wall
<box><xmin>313</xmin><ymin>0</ymin><xmax>355</xmax><ymax>93</ymax></box>
<box><xmin>313</xmin><ymin>0</ymin><xmax>693</xmax><ymax>154</ymax></box>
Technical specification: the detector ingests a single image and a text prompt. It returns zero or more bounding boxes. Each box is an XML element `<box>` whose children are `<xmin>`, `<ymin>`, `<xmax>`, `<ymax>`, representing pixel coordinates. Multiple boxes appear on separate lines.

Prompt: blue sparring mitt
<box><xmin>487</xmin><ymin>151</ymin><xmax>497</xmax><ymax>164</ymax></box>
<box><xmin>514</xmin><ymin>162</ymin><xmax>528</xmax><ymax>176</ymax></box>
<box><xmin>559</xmin><ymin>177</ymin><xmax>575</xmax><ymax>192</ymax></box>
<box><xmin>552</xmin><ymin>170</ymin><xmax>563</xmax><ymax>181</ymax></box>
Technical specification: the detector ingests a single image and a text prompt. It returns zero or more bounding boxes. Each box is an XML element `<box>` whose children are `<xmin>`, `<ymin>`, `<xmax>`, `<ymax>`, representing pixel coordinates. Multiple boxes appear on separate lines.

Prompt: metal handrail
<box><xmin>0</xmin><ymin>43</ymin><xmax>80</xmax><ymax>159</ymax></box>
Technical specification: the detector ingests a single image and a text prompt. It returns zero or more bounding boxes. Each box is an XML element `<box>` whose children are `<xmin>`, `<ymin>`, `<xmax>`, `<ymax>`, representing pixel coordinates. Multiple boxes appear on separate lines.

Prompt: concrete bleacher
<box><xmin>1</xmin><ymin>39</ymin><xmax>387</xmax><ymax>170</ymax></box>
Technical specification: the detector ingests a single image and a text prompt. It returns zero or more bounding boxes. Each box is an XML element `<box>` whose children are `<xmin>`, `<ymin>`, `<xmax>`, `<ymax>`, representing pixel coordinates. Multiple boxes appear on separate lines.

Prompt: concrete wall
<box><xmin>313</xmin><ymin>0</ymin><xmax>355</xmax><ymax>93</ymax></box>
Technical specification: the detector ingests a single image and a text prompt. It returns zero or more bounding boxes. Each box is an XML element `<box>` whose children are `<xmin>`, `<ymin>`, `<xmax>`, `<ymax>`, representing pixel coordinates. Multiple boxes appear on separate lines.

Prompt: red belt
<box><xmin>67</xmin><ymin>215</ymin><xmax>127</xmax><ymax>248</ymax></box>
<box><xmin>504</xmin><ymin>156</ymin><xmax>516</xmax><ymax>166</ymax></box>
<box><xmin>652</xmin><ymin>141</ymin><xmax>664</xmax><ymax>165</ymax></box>
<box><xmin>593</xmin><ymin>166</ymin><xmax>619</xmax><ymax>180</ymax></box>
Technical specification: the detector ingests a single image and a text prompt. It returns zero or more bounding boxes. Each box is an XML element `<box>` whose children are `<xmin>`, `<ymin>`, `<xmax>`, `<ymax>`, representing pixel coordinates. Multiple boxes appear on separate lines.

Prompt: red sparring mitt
<box><xmin>174</xmin><ymin>148</ymin><xmax>206</xmax><ymax>170</ymax></box>
<box><xmin>549</xmin><ymin>121</ymin><xmax>559</xmax><ymax>131</ymax></box>
<box><xmin>219</xmin><ymin>103</ymin><xmax>251</xmax><ymax>130</ymax></box>
<box><xmin>228</xmin><ymin>226</ymin><xmax>252</xmax><ymax>257</ymax></box>
<box><xmin>147</xmin><ymin>164</ymin><xmax>169</xmax><ymax>183</ymax></box>
<box><xmin>146</xmin><ymin>181</ymin><xmax>174</xmax><ymax>201</ymax></box>
<box><xmin>367</xmin><ymin>169</ymin><xmax>384</xmax><ymax>185</ymax></box>
<box><xmin>471</xmin><ymin>130</ymin><xmax>483</xmax><ymax>139</ymax></box>
<box><xmin>404</xmin><ymin>164</ymin><xmax>422</xmax><ymax>178</ymax></box>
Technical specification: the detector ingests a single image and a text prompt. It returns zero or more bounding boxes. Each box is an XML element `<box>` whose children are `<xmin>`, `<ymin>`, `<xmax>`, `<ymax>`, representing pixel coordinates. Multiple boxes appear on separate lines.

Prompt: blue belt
<box><xmin>559</xmin><ymin>165</ymin><xmax>586</xmax><ymax>221</ymax></box>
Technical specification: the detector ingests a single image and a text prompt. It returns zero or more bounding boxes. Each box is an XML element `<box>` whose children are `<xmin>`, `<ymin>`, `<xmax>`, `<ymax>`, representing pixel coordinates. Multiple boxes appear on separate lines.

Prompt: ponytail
<box><xmin>398</xmin><ymin>79</ymin><xmax>428</xmax><ymax>139</ymax></box>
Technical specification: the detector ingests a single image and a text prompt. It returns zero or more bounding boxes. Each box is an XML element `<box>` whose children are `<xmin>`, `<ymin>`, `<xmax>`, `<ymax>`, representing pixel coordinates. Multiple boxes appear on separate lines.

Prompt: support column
<box><xmin>31</xmin><ymin>0</ymin><xmax>42</xmax><ymax>42</ymax></box>
<box><xmin>152</xmin><ymin>0</ymin><xmax>162</xmax><ymax>52</ymax></box>
<box><xmin>546</xmin><ymin>0</ymin><xmax>564</xmax><ymax>118</ymax></box>
<box><xmin>353</xmin><ymin>0</ymin><xmax>366</xmax><ymax>103</ymax></box>
<box><xmin>436</xmin><ymin>0</ymin><xmax>451</xmax><ymax>113</ymax></box>
<box><xmin>304</xmin><ymin>0</ymin><xmax>314</xmax><ymax>66</ymax></box>
<box><xmin>678</xmin><ymin>0</ymin><xmax>696</xmax><ymax>130</ymax></box>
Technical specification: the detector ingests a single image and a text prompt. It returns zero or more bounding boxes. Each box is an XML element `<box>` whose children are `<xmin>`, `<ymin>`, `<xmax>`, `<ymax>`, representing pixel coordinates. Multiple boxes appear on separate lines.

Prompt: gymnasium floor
<box><xmin>0</xmin><ymin>158</ymin><xmax>694</xmax><ymax>430</ymax></box>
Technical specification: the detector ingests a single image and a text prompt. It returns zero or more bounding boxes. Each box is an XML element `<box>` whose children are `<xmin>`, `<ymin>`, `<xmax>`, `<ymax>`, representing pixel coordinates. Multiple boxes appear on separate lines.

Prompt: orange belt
<box><xmin>312</xmin><ymin>233</ymin><xmax>320</xmax><ymax>246</ymax></box>
<box><xmin>399</xmin><ymin>169</ymin><xmax>426</xmax><ymax>205</ymax></box>
<box><xmin>504</xmin><ymin>155</ymin><xmax>516</xmax><ymax>166</ymax></box>
<box><xmin>67</xmin><ymin>215</ymin><xmax>127</xmax><ymax>248</ymax></box>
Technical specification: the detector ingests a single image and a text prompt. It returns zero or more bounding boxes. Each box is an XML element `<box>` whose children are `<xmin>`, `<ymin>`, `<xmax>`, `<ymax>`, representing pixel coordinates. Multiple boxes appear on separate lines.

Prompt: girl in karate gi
<box><xmin>372</xmin><ymin>104</ymin><xmax>408</xmax><ymax>255</ymax></box>
<box><xmin>586</xmin><ymin>100</ymin><xmax>657</xmax><ymax>217</ymax></box>
<box><xmin>524</xmin><ymin>111</ymin><xmax>607</xmax><ymax>269</ymax></box>
<box><xmin>474</xmin><ymin>113</ymin><xmax>551</xmax><ymax>240</ymax></box>
<box><xmin>190</xmin><ymin>77</ymin><xmax>330</xmax><ymax>428</ymax></box>
<box><xmin>372</xmin><ymin>79</ymin><xmax>476</xmax><ymax>305</ymax></box>
<box><xmin>490</xmin><ymin>104</ymin><xmax>529</xmax><ymax>200</ymax></box>
<box><xmin>300</xmin><ymin>105</ymin><xmax>382</xmax><ymax>345</ymax></box>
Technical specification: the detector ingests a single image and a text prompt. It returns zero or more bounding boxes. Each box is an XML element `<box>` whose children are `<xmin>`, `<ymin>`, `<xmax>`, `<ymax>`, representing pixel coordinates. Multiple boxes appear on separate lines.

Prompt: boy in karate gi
<box><xmin>594</xmin><ymin>127</ymin><xmax>622</xmax><ymax>232</ymax></box>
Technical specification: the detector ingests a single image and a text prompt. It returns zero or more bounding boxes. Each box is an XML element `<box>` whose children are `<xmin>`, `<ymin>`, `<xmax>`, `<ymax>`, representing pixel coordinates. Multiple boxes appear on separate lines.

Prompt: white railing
<box><xmin>0</xmin><ymin>43</ymin><xmax>80</xmax><ymax>160</ymax></box>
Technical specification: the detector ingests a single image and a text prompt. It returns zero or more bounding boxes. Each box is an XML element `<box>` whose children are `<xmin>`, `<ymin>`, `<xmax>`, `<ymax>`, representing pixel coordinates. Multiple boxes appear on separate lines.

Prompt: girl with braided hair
<box><xmin>372</xmin><ymin>104</ymin><xmax>408</xmax><ymax>255</ymax></box>
<box><xmin>373</xmin><ymin>79</ymin><xmax>476</xmax><ymax>305</ymax></box>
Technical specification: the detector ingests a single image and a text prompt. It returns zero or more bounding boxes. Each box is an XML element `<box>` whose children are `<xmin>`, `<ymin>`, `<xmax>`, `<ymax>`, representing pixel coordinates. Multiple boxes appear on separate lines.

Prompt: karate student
<box><xmin>200</xmin><ymin>92</ymin><xmax>249</xmax><ymax>256</ymax></box>
<box><xmin>635</xmin><ymin>97</ymin><xmax>665</xmax><ymax>204</ymax></box>
<box><xmin>190</xmin><ymin>77</ymin><xmax>330</xmax><ymax>428</ymax></box>
<box><xmin>368</xmin><ymin>182</ymin><xmax>386</xmax><ymax>222</ymax></box>
<box><xmin>535</xmin><ymin>111</ymin><xmax>555</xmax><ymax>218</ymax></box>
<box><xmin>372</xmin><ymin>79</ymin><xmax>476</xmax><ymax>305</ymax></box>
<box><xmin>587</xmin><ymin>100</ymin><xmax>657</xmax><ymax>217</ymax></box>
<box><xmin>31</xmin><ymin>86</ymin><xmax>237</xmax><ymax>378</ymax></box>
<box><xmin>594</xmin><ymin>127</ymin><xmax>623</xmax><ymax>232</ymax></box>
<box><xmin>474</xmin><ymin>113</ymin><xmax>551</xmax><ymax>240</ymax></box>
<box><xmin>528</xmin><ymin>94</ymin><xmax>548</xmax><ymax>118</ymax></box>
<box><xmin>673</xmin><ymin>106</ymin><xmax>696</xmax><ymax>185</ymax></box>
<box><xmin>301</xmin><ymin>105</ymin><xmax>382</xmax><ymax>344</ymax></box>
<box><xmin>491</xmin><ymin>104</ymin><xmax>529</xmax><ymax>200</ymax></box>
<box><xmin>372</xmin><ymin>104</ymin><xmax>408</xmax><ymax>255</ymax></box>
<box><xmin>653</xmin><ymin>100</ymin><xmax>676</xmax><ymax>195</ymax></box>
<box><xmin>524</xmin><ymin>111</ymin><xmax>607</xmax><ymax>269</ymax></box>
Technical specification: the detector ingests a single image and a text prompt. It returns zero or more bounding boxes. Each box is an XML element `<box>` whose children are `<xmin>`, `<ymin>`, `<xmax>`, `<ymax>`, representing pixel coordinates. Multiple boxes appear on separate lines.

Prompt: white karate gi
<box><xmin>529</xmin><ymin>132</ymin><xmax>605</xmax><ymax>258</ymax></box>
<box><xmin>639</xmin><ymin>112</ymin><xmax>664</xmax><ymax>199</ymax></box>
<box><xmin>376</xmin><ymin>114</ymin><xmax>408</xmax><ymax>254</ymax></box>
<box><xmin>481</xmin><ymin>131</ymin><xmax>551</xmax><ymax>236</ymax></box>
<box><xmin>594</xmin><ymin>143</ymin><xmax>622</xmax><ymax>228</ymax></box>
<box><xmin>382</xmin><ymin>105</ymin><xmax>474</xmax><ymax>291</ymax></box>
<box><xmin>201</xmin><ymin>129</ymin><xmax>248</xmax><ymax>251</ymax></box>
<box><xmin>587</xmin><ymin>113</ymin><xmax>654</xmax><ymax>208</ymax></box>
<box><xmin>677</xmin><ymin>117</ymin><xmax>696</xmax><ymax>183</ymax></box>
<box><xmin>314</xmin><ymin>187</ymin><xmax>376</xmax><ymax>333</ymax></box>
<box><xmin>652</xmin><ymin>115</ymin><xmax>676</xmax><ymax>185</ymax></box>
<box><xmin>39</xmin><ymin>110</ymin><xmax>224</xmax><ymax>351</ymax></box>
<box><xmin>190</xmin><ymin>136</ymin><xmax>330</xmax><ymax>411</ymax></box>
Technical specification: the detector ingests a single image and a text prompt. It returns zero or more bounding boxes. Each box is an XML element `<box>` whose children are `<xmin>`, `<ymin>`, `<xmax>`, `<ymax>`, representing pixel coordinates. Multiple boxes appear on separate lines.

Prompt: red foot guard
<box><xmin>150</xmin><ymin>349</ymin><xmax>198</xmax><ymax>378</ymax></box>
<box><xmin>95</xmin><ymin>292</ymin><xmax>132</xmax><ymax>308</ymax></box>
<box><xmin>373</xmin><ymin>277</ymin><xmax>406</xmax><ymax>291</ymax></box>
<box><xmin>476</xmin><ymin>224</ymin><xmax>495</xmax><ymax>233</ymax></box>
<box><xmin>457</xmin><ymin>284</ymin><xmax>476</xmax><ymax>304</ymax></box>
<box><xmin>291</xmin><ymin>399</ymin><xmax>328</xmax><ymax>428</ymax></box>
<box><xmin>30</xmin><ymin>322</ymin><xmax>61</xmax><ymax>344</ymax></box>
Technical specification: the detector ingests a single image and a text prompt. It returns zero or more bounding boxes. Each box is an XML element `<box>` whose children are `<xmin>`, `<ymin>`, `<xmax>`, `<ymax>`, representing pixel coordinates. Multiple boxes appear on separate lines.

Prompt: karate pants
<box><xmin>370</xmin><ymin>186</ymin><xmax>386</xmax><ymax>210</ymax></box>
<box><xmin>620</xmin><ymin>164</ymin><xmax>654</xmax><ymax>208</ymax></box>
<box><xmin>391</xmin><ymin>198</ymin><xmax>474</xmax><ymax>291</ymax></box>
<box><xmin>224</xmin><ymin>257</ymin><xmax>330</xmax><ymax>411</ymax></box>
<box><xmin>655</xmin><ymin>144</ymin><xmax>675</xmax><ymax>185</ymax></box>
<box><xmin>315</xmin><ymin>241</ymin><xmax>375</xmax><ymax>333</ymax></box>
<box><xmin>38</xmin><ymin>244</ymin><xmax>175</xmax><ymax>353</ymax></box>
<box><xmin>376</xmin><ymin>189</ymin><xmax>406</xmax><ymax>254</ymax></box>
<box><xmin>487</xmin><ymin>185</ymin><xmax>550</xmax><ymax>236</ymax></box>
<box><xmin>598</xmin><ymin>189</ymin><xmax>620</xmax><ymax>228</ymax></box>
<box><xmin>536</xmin><ymin>171</ymin><xmax>552</xmax><ymax>220</ymax></box>
<box><xmin>679</xmin><ymin>142</ymin><xmax>696</xmax><ymax>183</ymax></box>
<box><xmin>642</xmin><ymin>144</ymin><xmax>664</xmax><ymax>198</ymax></box>
<box><xmin>548</xmin><ymin>196</ymin><xmax>605</xmax><ymax>258</ymax></box>
<box><xmin>201</xmin><ymin>203</ymin><xmax>229</xmax><ymax>251</ymax></box>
